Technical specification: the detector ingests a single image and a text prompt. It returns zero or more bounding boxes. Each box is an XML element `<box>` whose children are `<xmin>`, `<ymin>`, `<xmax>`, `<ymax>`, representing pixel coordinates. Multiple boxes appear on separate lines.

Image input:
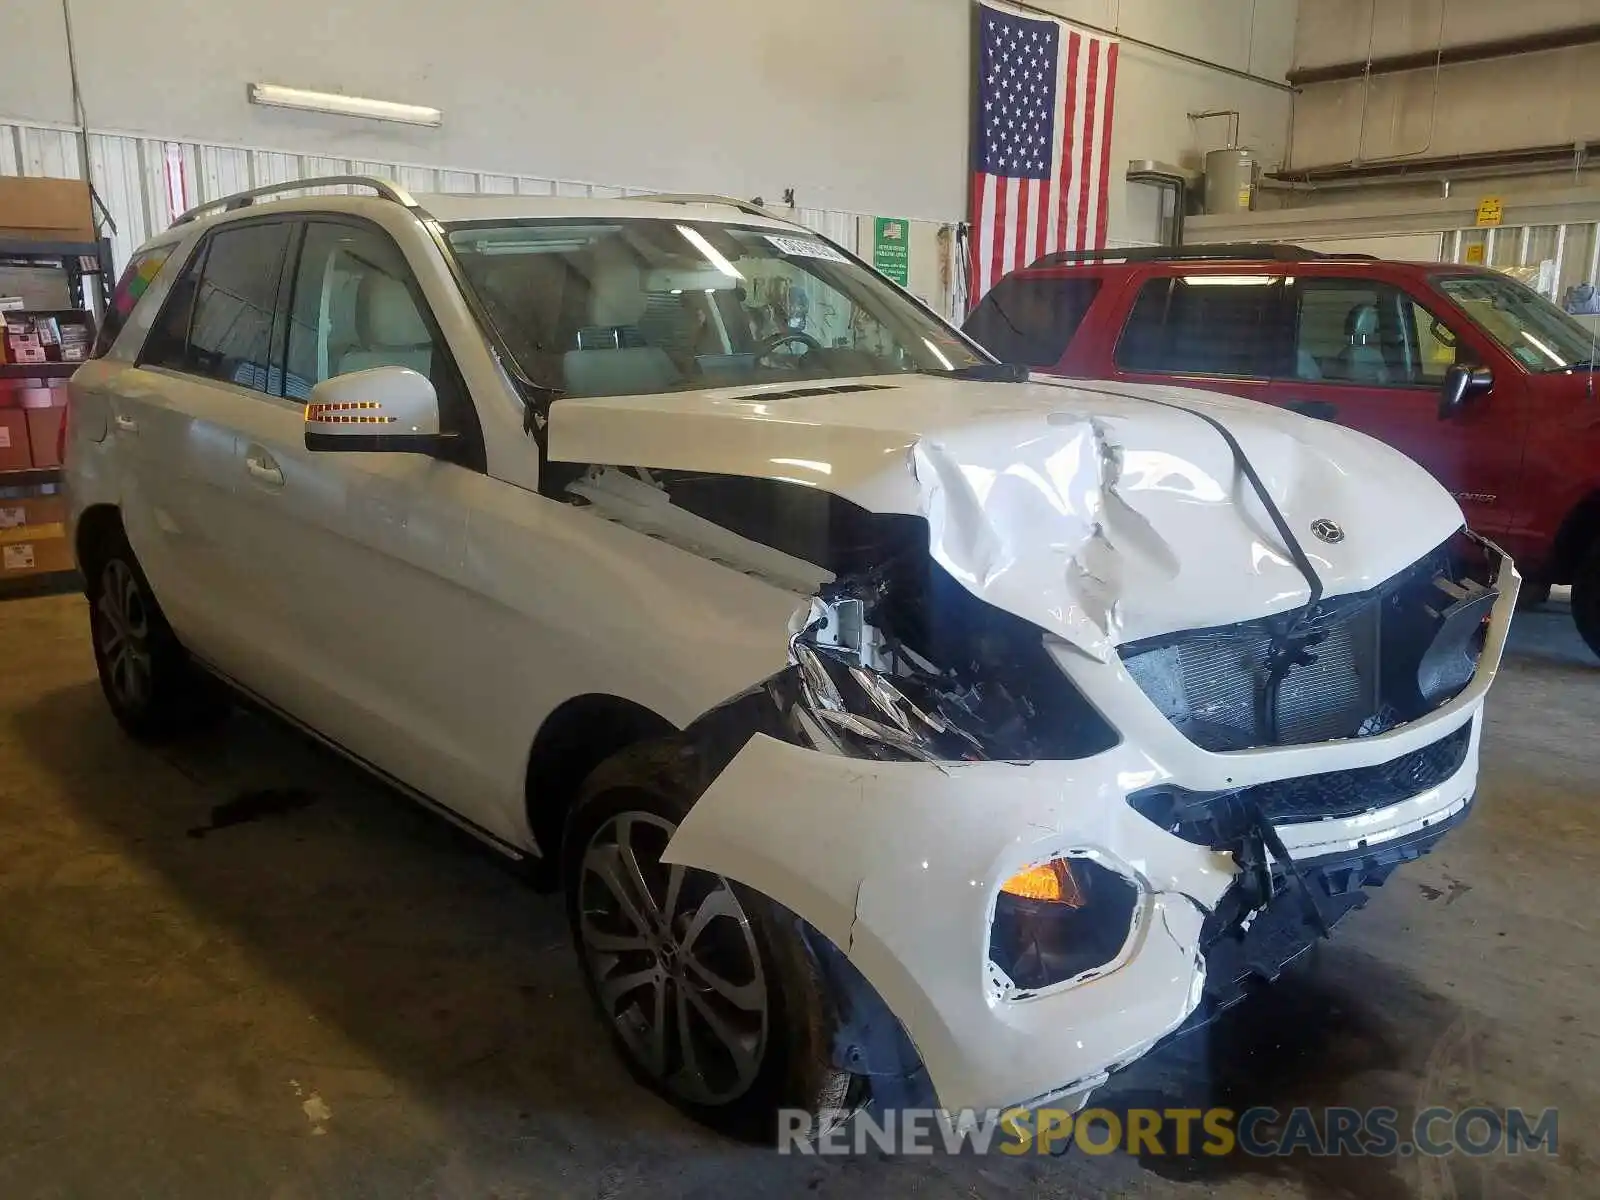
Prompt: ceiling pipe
<box><xmin>1189</xmin><ymin>109</ymin><xmax>1240</xmax><ymax>149</ymax></box>
<box><xmin>1266</xmin><ymin>141</ymin><xmax>1593</xmax><ymax>187</ymax></box>
<box><xmin>1289</xmin><ymin>20</ymin><xmax>1600</xmax><ymax>85</ymax></box>
<box><xmin>1351</xmin><ymin>0</ymin><xmax>1445</xmax><ymax>168</ymax></box>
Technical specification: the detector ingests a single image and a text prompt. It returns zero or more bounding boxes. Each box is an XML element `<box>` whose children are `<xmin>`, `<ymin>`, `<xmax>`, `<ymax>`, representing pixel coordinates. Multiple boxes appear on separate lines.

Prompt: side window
<box><xmin>962</xmin><ymin>275</ymin><xmax>1102</xmax><ymax>367</ymax></box>
<box><xmin>142</xmin><ymin>222</ymin><xmax>292</xmax><ymax>391</ymax></box>
<box><xmin>284</xmin><ymin>222</ymin><xmax>441</xmax><ymax>400</ymax></box>
<box><xmin>94</xmin><ymin>243</ymin><xmax>177</xmax><ymax>357</ymax></box>
<box><xmin>284</xmin><ymin>220</ymin><xmax>482</xmax><ymax>469</ymax></box>
<box><xmin>1115</xmin><ymin>275</ymin><xmax>1288</xmax><ymax>378</ymax></box>
<box><xmin>1294</xmin><ymin>278</ymin><xmax>1461</xmax><ymax>387</ymax></box>
<box><xmin>1407</xmin><ymin>303</ymin><xmax>1468</xmax><ymax>381</ymax></box>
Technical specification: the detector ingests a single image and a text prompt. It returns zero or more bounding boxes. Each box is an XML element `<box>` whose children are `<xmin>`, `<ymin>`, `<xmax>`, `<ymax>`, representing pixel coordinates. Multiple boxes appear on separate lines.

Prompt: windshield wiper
<box><xmin>918</xmin><ymin>362</ymin><xmax>1030</xmax><ymax>383</ymax></box>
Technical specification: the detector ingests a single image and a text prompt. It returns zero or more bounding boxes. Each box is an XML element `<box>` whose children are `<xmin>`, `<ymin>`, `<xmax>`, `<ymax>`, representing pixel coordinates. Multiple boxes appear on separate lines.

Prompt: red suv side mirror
<box><xmin>1440</xmin><ymin>364</ymin><xmax>1493</xmax><ymax>420</ymax></box>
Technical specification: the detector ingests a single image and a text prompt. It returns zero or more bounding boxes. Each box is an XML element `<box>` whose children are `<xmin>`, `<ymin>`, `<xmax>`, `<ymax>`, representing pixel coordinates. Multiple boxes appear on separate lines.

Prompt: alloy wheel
<box><xmin>96</xmin><ymin>559</ymin><xmax>153</xmax><ymax>712</ymax></box>
<box><xmin>577</xmin><ymin>810</ymin><xmax>768</xmax><ymax>1106</ymax></box>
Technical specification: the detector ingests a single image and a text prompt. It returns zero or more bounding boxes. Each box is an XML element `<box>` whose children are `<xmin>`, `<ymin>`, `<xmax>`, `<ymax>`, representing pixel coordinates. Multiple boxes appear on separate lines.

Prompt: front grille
<box><xmin>1128</xmin><ymin>720</ymin><xmax>1474</xmax><ymax>844</ymax></box>
<box><xmin>1246</xmin><ymin>719</ymin><xmax>1473</xmax><ymax>821</ymax></box>
<box><xmin>1120</xmin><ymin>541</ymin><xmax>1490</xmax><ymax>751</ymax></box>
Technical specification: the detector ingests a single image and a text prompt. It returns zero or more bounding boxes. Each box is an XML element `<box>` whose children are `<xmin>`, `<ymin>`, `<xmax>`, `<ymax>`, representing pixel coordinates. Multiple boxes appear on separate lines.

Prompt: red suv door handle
<box><xmin>1288</xmin><ymin>399</ymin><xmax>1339</xmax><ymax>422</ymax></box>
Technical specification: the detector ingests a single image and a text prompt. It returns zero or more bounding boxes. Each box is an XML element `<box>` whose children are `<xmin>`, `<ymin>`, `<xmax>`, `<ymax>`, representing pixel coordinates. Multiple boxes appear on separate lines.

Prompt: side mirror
<box><xmin>304</xmin><ymin>366</ymin><xmax>448</xmax><ymax>453</ymax></box>
<box><xmin>1440</xmin><ymin>364</ymin><xmax>1492</xmax><ymax>420</ymax></box>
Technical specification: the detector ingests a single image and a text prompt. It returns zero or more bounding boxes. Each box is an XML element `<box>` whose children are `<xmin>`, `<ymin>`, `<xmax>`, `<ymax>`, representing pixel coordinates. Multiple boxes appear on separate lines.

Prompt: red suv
<box><xmin>964</xmin><ymin>244</ymin><xmax>1600</xmax><ymax>658</ymax></box>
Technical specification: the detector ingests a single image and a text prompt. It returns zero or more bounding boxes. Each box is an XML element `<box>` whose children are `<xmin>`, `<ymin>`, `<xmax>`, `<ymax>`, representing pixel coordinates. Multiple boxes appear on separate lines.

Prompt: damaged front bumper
<box><xmin>661</xmin><ymin>549</ymin><xmax>1517</xmax><ymax>1117</ymax></box>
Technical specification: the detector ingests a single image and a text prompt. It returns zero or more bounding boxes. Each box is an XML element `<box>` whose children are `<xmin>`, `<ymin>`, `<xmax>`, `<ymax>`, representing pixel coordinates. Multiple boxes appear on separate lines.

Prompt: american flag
<box><xmin>968</xmin><ymin>2</ymin><xmax>1119</xmax><ymax>306</ymax></box>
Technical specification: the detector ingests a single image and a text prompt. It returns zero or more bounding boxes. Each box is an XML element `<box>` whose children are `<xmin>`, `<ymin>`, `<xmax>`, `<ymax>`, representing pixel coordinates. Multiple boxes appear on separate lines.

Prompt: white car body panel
<box><xmin>63</xmin><ymin>188</ymin><xmax>1519</xmax><ymax>1123</ymax></box>
<box><xmin>547</xmin><ymin>374</ymin><xmax>1465</xmax><ymax>658</ymax></box>
<box><xmin>665</xmin><ymin>553</ymin><xmax>1515</xmax><ymax>1115</ymax></box>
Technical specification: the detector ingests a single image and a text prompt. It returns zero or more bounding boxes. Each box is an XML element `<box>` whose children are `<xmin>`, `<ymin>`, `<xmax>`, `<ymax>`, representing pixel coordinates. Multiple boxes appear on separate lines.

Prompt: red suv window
<box><xmin>964</xmin><ymin>275</ymin><xmax>1102</xmax><ymax>368</ymax></box>
<box><xmin>1115</xmin><ymin>275</ymin><xmax>1289</xmax><ymax>378</ymax></box>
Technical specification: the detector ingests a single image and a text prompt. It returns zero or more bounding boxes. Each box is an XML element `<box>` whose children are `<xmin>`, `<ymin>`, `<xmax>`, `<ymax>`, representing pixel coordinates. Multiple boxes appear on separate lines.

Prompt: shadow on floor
<box><xmin>1506</xmin><ymin>599</ymin><xmax>1597</xmax><ymax>671</ymax></box>
<box><xmin>8</xmin><ymin>679</ymin><xmax>704</xmax><ymax>1152</ymax></box>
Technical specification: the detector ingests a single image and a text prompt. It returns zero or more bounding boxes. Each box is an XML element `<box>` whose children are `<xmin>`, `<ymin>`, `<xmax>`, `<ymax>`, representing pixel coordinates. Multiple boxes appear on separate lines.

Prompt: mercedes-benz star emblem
<box><xmin>1310</xmin><ymin>518</ymin><xmax>1345</xmax><ymax>544</ymax></box>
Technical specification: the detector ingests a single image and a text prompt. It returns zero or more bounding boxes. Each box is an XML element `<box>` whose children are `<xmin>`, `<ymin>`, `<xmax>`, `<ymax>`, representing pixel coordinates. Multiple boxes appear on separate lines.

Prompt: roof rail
<box><xmin>171</xmin><ymin>175</ymin><xmax>419</xmax><ymax>227</ymax></box>
<box><xmin>1029</xmin><ymin>243</ymin><xmax>1378</xmax><ymax>267</ymax></box>
<box><xmin>636</xmin><ymin>193</ymin><xmax>787</xmax><ymax>222</ymax></box>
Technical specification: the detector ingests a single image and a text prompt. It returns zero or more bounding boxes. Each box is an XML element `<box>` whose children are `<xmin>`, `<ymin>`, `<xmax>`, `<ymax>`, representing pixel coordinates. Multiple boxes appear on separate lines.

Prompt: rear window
<box><xmin>94</xmin><ymin>243</ymin><xmax>177</xmax><ymax>357</ymax></box>
<box><xmin>1115</xmin><ymin>275</ymin><xmax>1289</xmax><ymax>378</ymax></box>
<box><xmin>963</xmin><ymin>275</ymin><xmax>1102</xmax><ymax>368</ymax></box>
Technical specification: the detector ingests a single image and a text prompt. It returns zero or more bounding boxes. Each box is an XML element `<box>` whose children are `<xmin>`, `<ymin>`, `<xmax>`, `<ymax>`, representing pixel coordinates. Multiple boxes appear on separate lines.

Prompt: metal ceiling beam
<box><xmin>1289</xmin><ymin>23</ymin><xmax>1600</xmax><ymax>86</ymax></box>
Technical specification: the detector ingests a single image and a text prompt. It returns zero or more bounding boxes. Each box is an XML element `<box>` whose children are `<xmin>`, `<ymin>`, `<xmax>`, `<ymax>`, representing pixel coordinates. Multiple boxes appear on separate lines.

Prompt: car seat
<box><xmin>562</xmin><ymin>246</ymin><xmax>681</xmax><ymax>398</ymax></box>
<box><xmin>337</xmin><ymin>274</ymin><xmax>434</xmax><ymax>378</ymax></box>
<box><xmin>1336</xmin><ymin>303</ymin><xmax>1389</xmax><ymax>383</ymax></box>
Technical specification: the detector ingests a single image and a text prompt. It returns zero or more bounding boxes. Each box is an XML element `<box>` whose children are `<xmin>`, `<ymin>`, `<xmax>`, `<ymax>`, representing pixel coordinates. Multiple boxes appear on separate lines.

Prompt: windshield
<box><xmin>1437</xmin><ymin>273</ymin><xmax>1600</xmax><ymax>372</ymax></box>
<box><xmin>445</xmin><ymin>218</ymin><xmax>985</xmax><ymax>398</ymax></box>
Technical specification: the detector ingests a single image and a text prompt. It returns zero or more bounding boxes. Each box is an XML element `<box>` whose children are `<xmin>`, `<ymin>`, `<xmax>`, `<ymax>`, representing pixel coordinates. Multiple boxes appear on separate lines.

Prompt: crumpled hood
<box><xmin>548</xmin><ymin>375</ymin><xmax>1464</xmax><ymax>658</ymax></box>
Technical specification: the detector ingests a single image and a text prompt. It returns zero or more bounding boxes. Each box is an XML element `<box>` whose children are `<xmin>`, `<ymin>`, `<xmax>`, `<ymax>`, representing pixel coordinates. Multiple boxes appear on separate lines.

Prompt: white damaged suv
<box><xmin>67</xmin><ymin>179</ymin><xmax>1518</xmax><ymax>1136</ymax></box>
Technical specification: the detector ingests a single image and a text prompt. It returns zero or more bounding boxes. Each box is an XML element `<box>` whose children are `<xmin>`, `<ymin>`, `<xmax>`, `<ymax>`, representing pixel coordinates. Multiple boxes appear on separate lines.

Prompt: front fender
<box><xmin>661</xmin><ymin>733</ymin><xmax>1236</xmax><ymax>1113</ymax></box>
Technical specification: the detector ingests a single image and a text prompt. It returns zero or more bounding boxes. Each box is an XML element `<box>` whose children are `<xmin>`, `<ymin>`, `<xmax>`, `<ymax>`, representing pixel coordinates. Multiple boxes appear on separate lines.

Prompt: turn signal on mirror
<box><xmin>1000</xmin><ymin>859</ymin><xmax>1086</xmax><ymax>906</ymax></box>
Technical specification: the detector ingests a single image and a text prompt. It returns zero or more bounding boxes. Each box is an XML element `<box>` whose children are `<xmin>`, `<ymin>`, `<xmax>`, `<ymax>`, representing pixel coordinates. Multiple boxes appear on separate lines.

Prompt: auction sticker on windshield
<box><xmin>765</xmin><ymin>234</ymin><xmax>849</xmax><ymax>263</ymax></box>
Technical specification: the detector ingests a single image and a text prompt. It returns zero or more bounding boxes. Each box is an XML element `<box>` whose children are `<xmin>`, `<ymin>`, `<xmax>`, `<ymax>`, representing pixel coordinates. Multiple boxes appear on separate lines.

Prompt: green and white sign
<box><xmin>873</xmin><ymin>217</ymin><xmax>910</xmax><ymax>287</ymax></box>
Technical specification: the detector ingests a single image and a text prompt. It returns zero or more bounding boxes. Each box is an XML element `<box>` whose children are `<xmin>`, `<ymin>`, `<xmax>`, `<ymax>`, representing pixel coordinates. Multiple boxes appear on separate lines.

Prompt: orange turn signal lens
<box><xmin>1000</xmin><ymin>859</ymin><xmax>1086</xmax><ymax>906</ymax></box>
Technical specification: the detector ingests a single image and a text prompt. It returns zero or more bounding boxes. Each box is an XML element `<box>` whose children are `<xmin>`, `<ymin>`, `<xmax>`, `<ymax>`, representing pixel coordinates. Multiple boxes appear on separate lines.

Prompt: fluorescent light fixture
<box><xmin>249</xmin><ymin>83</ymin><xmax>441</xmax><ymax>127</ymax></box>
<box><xmin>676</xmin><ymin>225</ymin><xmax>744</xmax><ymax>279</ymax></box>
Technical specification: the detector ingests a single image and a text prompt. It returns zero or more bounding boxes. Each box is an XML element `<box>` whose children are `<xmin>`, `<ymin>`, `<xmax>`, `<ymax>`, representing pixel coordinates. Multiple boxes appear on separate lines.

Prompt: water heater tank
<box><xmin>1204</xmin><ymin>147</ymin><xmax>1256</xmax><ymax>215</ymax></box>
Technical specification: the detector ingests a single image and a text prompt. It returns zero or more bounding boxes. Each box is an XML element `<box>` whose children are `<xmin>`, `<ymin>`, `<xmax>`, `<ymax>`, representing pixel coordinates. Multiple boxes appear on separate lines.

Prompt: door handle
<box><xmin>1288</xmin><ymin>399</ymin><xmax>1340</xmax><ymax>421</ymax></box>
<box><xmin>112</xmin><ymin>413</ymin><xmax>139</xmax><ymax>434</ymax></box>
<box><xmin>244</xmin><ymin>447</ymin><xmax>285</xmax><ymax>488</ymax></box>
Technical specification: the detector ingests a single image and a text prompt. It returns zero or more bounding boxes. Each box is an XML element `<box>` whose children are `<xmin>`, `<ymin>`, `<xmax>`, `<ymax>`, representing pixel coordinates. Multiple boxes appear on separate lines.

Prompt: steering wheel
<box><xmin>757</xmin><ymin>329</ymin><xmax>824</xmax><ymax>365</ymax></box>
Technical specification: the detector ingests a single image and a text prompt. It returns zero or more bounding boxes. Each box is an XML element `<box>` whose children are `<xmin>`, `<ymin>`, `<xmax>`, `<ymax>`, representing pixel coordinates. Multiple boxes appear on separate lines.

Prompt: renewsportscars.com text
<box><xmin>778</xmin><ymin>1105</ymin><xmax>1559</xmax><ymax>1158</ymax></box>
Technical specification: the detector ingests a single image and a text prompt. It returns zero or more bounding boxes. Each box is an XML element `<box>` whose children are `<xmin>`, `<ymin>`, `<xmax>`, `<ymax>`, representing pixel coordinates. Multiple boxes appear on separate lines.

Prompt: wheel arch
<box><xmin>1549</xmin><ymin>489</ymin><xmax>1600</xmax><ymax>584</ymax></box>
<box><xmin>523</xmin><ymin>692</ymin><xmax>677</xmax><ymax>883</ymax></box>
<box><xmin>73</xmin><ymin>504</ymin><xmax>126</xmax><ymax>587</ymax></box>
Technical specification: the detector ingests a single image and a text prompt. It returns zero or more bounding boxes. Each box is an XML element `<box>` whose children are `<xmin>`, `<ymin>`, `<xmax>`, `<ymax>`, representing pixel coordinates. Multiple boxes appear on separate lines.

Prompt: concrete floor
<box><xmin>0</xmin><ymin>593</ymin><xmax>1596</xmax><ymax>1200</ymax></box>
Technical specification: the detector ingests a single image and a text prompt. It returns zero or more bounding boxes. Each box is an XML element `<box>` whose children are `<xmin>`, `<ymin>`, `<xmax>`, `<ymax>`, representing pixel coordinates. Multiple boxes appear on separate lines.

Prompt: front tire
<box><xmin>86</xmin><ymin>530</ymin><xmax>225</xmax><ymax>741</ymax></box>
<box><xmin>1575</xmin><ymin>541</ymin><xmax>1600</xmax><ymax>662</ymax></box>
<box><xmin>562</xmin><ymin>742</ymin><xmax>854</xmax><ymax>1141</ymax></box>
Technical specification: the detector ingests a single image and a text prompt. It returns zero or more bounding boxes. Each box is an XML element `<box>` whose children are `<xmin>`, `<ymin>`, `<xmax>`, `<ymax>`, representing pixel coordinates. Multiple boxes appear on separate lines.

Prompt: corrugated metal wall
<box><xmin>0</xmin><ymin>121</ymin><xmax>867</xmax><ymax>282</ymax></box>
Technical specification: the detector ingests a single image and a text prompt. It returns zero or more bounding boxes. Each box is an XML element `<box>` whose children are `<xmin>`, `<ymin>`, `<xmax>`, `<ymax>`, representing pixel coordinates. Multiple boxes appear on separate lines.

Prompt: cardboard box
<box><xmin>26</xmin><ymin>404</ymin><xmax>65</xmax><ymax>468</ymax></box>
<box><xmin>0</xmin><ymin>494</ymin><xmax>64</xmax><ymax>531</ymax></box>
<box><xmin>0</xmin><ymin>533</ymin><xmax>73</xmax><ymax>576</ymax></box>
<box><xmin>0</xmin><ymin>177</ymin><xmax>96</xmax><ymax>244</ymax></box>
<box><xmin>16</xmin><ymin>386</ymin><xmax>61</xmax><ymax>409</ymax></box>
<box><xmin>3</xmin><ymin>334</ymin><xmax>45</xmax><ymax>364</ymax></box>
<box><xmin>0</xmin><ymin>410</ymin><xmax>31</xmax><ymax>471</ymax></box>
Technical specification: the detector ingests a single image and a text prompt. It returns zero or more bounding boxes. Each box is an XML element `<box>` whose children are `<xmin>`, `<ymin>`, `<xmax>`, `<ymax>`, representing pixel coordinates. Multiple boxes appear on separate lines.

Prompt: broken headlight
<box><xmin>787</xmin><ymin>584</ymin><xmax>1120</xmax><ymax>763</ymax></box>
<box><xmin>988</xmin><ymin>856</ymin><xmax>1140</xmax><ymax>994</ymax></box>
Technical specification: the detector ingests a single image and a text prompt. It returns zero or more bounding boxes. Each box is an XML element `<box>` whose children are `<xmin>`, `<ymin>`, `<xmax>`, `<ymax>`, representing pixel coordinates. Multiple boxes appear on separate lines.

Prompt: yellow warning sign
<box><xmin>1464</xmin><ymin>244</ymin><xmax>1486</xmax><ymax>265</ymax></box>
<box><xmin>1475</xmin><ymin>197</ymin><xmax>1503</xmax><ymax>227</ymax></box>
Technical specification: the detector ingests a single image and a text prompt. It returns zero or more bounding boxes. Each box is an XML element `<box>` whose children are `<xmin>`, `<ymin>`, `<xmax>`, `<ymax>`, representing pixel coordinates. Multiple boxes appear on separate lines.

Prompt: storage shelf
<box><xmin>0</xmin><ymin>568</ymin><xmax>80</xmax><ymax>601</ymax></box>
<box><xmin>0</xmin><ymin>467</ymin><xmax>62</xmax><ymax>488</ymax></box>
<box><xmin>0</xmin><ymin>238</ymin><xmax>104</xmax><ymax>260</ymax></box>
<box><xmin>0</xmin><ymin>363</ymin><xmax>80</xmax><ymax>380</ymax></box>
